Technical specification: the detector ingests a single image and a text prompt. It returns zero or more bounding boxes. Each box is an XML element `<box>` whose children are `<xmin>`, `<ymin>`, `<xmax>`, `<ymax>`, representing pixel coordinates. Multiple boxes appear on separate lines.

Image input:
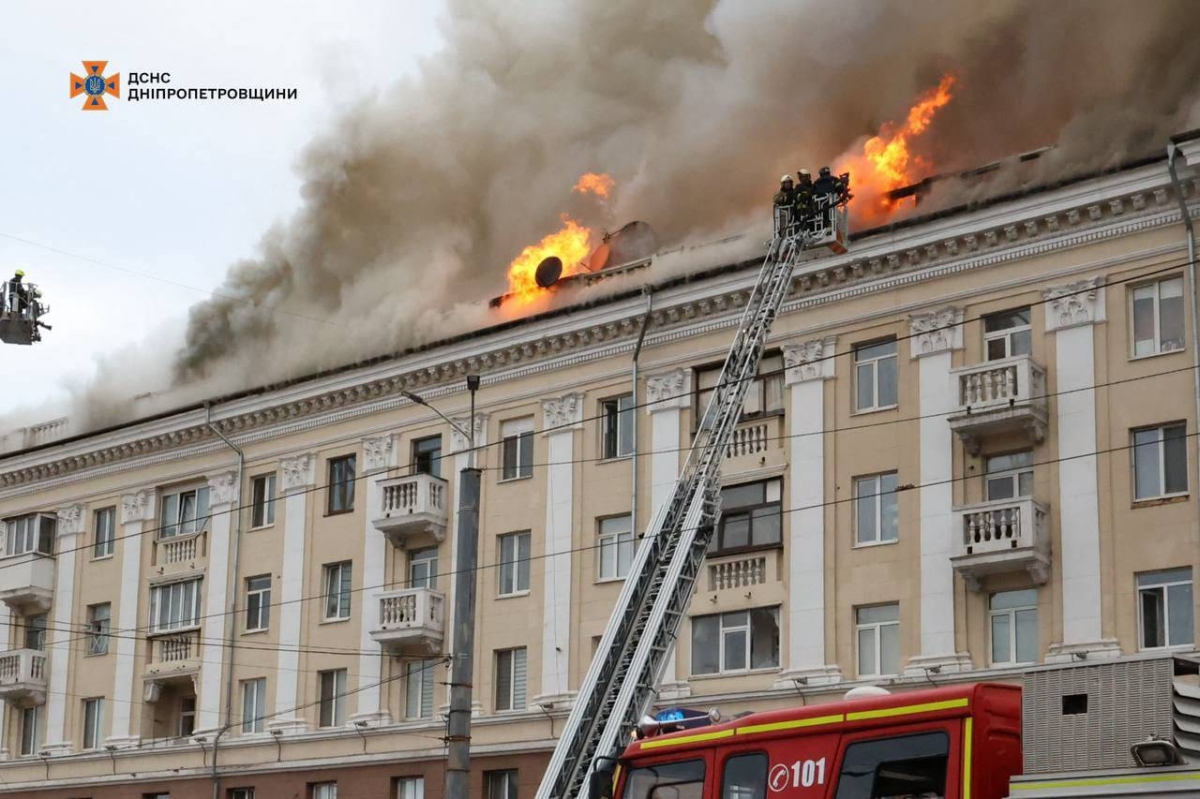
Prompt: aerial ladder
<box><xmin>536</xmin><ymin>180</ymin><xmax>852</xmax><ymax>799</ymax></box>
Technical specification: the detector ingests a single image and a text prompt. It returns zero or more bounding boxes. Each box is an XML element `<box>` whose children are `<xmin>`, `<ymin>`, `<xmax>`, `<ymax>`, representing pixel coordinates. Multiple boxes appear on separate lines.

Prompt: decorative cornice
<box><xmin>541</xmin><ymin>394</ymin><xmax>585</xmax><ymax>433</ymax></box>
<box><xmin>0</xmin><ymin>168</ymin><xmax>1191</xmax><ymax>496</ymax></box>
<box><xmin>56</xmin><ymin>504</ymin><xmax>86</xmax><ymax>538</ymax></box>
<box><xmin>645</xmin><ymin>368</ymin><xmax>692</xmax><ymax>412</ymax></box>
<box><xmin>280</xmin><ymin>453</ymin><xmax>317</xmax><ymax>494</ymax></box>
<box><xmin>909</xmin><ymin>306</ymin><xmax>964</xmax><ymax>357</ymax></box>
<box><xmin>1043</xmin><ymin>276</ymin><xmax>1106</xmax><ymax>331</ymax></box>
<box><xmin>362</xmin><ymin>435</ymin><xmax>396</xmax><ymax>473</ymax></box>
<box><xmin>121</xmin><ymin>490</ymin><xmax>154</xmax><ymax>524</ymax></box>
<box><xmin>782</xmin><ymin>336</ymin><xmax>837</xmax><ymax>384</ymax></box>
<box><xmin>206</xmin><ymin>470</ymin><xmax>238</xmax><ymax>507</ymax></box>
<box><xmin>449</xmin><ymin>413</ymin><xmax>490</xmax><ymax>452</ymax></box>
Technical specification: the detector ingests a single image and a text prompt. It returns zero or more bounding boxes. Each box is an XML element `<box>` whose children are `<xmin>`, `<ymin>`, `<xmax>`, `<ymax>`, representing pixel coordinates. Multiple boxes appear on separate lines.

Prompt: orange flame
<box><xmin>573</xmin><ymin>172</ymin><xmax>615</xmax><ymax>198</ymax></box>
<box><xmin>835</xmin><ymin>74</ymin><xmax>957</xmax><ymax>225</ymax></box>
<box><xmin>504</xmin><ymin>214</ymin><xmax>595</xmax><ymax>304</ymax></box>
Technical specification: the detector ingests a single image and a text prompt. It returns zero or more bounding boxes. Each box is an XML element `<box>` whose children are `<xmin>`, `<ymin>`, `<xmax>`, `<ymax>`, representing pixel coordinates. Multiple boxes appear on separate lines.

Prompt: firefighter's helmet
<box><xmin>819</xmin><ymin>166</ymin><xmax>832</xmax><ymax>177</ymax></box>
<box><xmin>798</xmin><ymin>169</ymin><xmax>811</xmax><ymax>177</ymax></box>
<box><xmin>780</xmin><ymin>175</ymin><xmax>793</xmax><ymax>184</ymax></box>
<box><xmin>14</xmin><ymin>269</ymin><xmax>24</xmax><ymax>278</ymax></box>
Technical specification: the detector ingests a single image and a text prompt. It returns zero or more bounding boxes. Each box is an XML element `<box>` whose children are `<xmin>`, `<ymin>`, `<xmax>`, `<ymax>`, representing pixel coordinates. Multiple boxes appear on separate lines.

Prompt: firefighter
<box><xmin>793</xmin><ymin>169</ymin><xmax>814</xmax><ymax>228</ymax></box>
<box><xmin>773</xmin><ymin>175</ymin><xmax>795</xmax><ymax>235</ymax></box>
<box><xmin>10</xmin><ymin>269</ymin><xmax>29</xmax><ymax>317</ymax></box>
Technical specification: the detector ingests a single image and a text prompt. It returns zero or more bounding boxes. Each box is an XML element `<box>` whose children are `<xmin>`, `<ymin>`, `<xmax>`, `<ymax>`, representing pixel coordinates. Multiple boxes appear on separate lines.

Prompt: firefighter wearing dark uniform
<box><xmin>793</xmin><ymin>169</ymin><xmax>814</xmax><ymax>228</ymax></box>
<box><xmin>773</xmin><ymin>175</ymin><xmax>795</xmax><ymax>235</ymax></box>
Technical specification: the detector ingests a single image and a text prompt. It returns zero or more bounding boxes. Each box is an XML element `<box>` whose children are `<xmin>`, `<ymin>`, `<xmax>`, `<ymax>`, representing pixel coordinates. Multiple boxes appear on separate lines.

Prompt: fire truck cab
<box><xmin>609</xmin><ymin>684</ymin><xmax>1021</xmax><ymax>799</ymax></box>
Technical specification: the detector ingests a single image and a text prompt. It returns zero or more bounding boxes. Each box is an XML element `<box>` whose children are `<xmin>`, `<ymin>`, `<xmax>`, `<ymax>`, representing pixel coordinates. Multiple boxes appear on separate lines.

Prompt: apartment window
<box><xmin>501</xmin><ymin>418</ymin><xmax>534</xmax><ymax>480</ymax></box>
<box><xmin>229</xmin><ymin>790</ymin><xmax>255</xmax><ymax>799</ymax></box>
<box><xmin>711</xmin><ymin>478</ymin><xmax>782</xmax><ymax>554</ymax></box>
<box><xmin>405</xmin><ymin>659</ymin><xmax>438</xmax><ymax>719</ymax></box>
<box><xmin>854</xmin><ymin>472</ymin><xmax>899</xmax><ymax>545</ymax></box>
<box><xmin>24</xmin><ymin>613</ymin><xmax>47</xmax><ymax>651</ymax></box>
<box><xmin>856</xmin><ymin>604</ymin><xmax>900</xmax><ymax>677</ymax></box>
<box><xmin>1132</xmin><ymin>276</ymin><xmax>1185</xmax><ymax>357</ymax></box>
<box><xmin>409</xmin><ymin>548</ymin><xmax>438</xmax><ymax>589</ymax></box>
<box><xmin>327</xmin><ymin>455</ymin><xmax>356</xmax><ymax>514</ymax></box>
<box><xmin>1133</xmin><ymin>423</ymin><xmax>1188</xmax><ymax>500</ymax></box>
<box><xmin>495</xmin><ymin>648</ymin><xmax>527</xmax><ymax>712</ymax></box>
<box><xmin>94</xmin><ymin>506</ymin><xmax>116</xmax><ymax>558</ymax></box>
<box><xmin>854</xmin><ymin>339</ymin><xmax>898</xmax><ymax>412</ymax></box>
<box><xmin>5</xmin><ymin>514</ymin><xmax>54</xmax><ymax>557</ymax></box>
<box><xmin>985</xmin><ymin>451</ymin><xmax>1033</xmax><ymax>501</ymax></box>
<box><xmin>318</xmin><ymin>669</ymin><xmax>348</xmax><ymax>727</ymax></box>
<box><xmin>396</xmin><ymin>777</ymin><xmax>425</xmax><ymax>799</ymax></box>
<box><xmin>19</xmin><ymin>706</ymin><xmax>38</xmax><ymax>756</ymax></box>
<box><xmin>598</xmin><ymin>515</ymin><xmax>634</xmax><ymax>581</ymax></box>
<box><xmin>984</xmin><ymin>307</ymin><xmax>1032</xmax><ymax>361</ymax></box>
<box><xmin>498</xmin><ymin>532</ymin><xmax>531</xmax><ymax>596</ymax></box>
<box><xmin>486</xmin><ymin>770</ymin><xmax>519</xmax><ymax>799</ymax></box>
<box><xmin>412</xmin><ymin>435</ymin><xmax>442</xmax><ymax>478</ymax></box>
<box><xmin>697</xmin><ymin>352</ymin><xmax>785</xmax><ymax>423</ymax></box>
<box><xmin>323</xmin><ymin>562</ymin><xmax>352</xmax><ymax>620</ymax></box>
<box><xmin>245</xmin><ymin>575</ymin><xmax>271</xmax><ymax>632</ymax></box>
<box><xmin>149</xmin><ymin>578</ymin><xmax>202</xmax><ymax>633</ymax></box>
<box><xmin>241</xmin><ymin>678</ymin><xmax>266</xmax><ymax>733</ymax></box>
<box><xmin>1139</xmin><ymin>568</ymin><xmax>1194</xmax><ymax>649</ymax></box>
<box><xmin>179</xmin><ymin>695</ymin><xmax>196</xmax><ymax>737</ymax></box>
<box><xmin>311</xmin><ymin>784</ymin><xmax>338</xmax><ymax>799</ymax></box>
<box><xmin>160</xmin><ymin>486</ymin><xmax>210</xmax><ymax>539</ymax></box>
<box><xmin>82</xmin><ymin>697</ymin><xmax>104</xmax><ymax>750</ymax></box>
<box><xmin>990</xmin><ymin>589</ymin><xmax>1038</xmax><ymax>666</ymax></box>
<box><xmin>87</xmin><ymin>603</ymin><xmax>111</xmax><ymax>656</ymax></box>
<box><xmin>691</xmin><ymin>607</ymin><xmax>780</xmax><ymax>675</ymax></box>
<box><xmin>601</xmin><ymin>395</ymin><xmax>635</xmax><ymax>459</ymax></box>
<box><xmin>250</xmin><ymin>474</ymin><xmax>276</xmax><ymax>528</ymax></box>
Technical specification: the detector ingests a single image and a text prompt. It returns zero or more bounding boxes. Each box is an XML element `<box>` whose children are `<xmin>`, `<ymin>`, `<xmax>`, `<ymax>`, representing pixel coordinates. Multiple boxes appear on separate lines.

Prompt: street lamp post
<box><xmin>403</xmin><ymin>377</ymin><xmax>481</xmax><ymax>798</ymax></box>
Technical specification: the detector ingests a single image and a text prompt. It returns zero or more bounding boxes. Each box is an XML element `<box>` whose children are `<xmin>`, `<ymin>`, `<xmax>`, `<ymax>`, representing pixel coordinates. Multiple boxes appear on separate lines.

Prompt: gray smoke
<box><xmin>70</xmin><ymin>0</ymin><xmax>1200</xmax><ymax>430</ymax></box>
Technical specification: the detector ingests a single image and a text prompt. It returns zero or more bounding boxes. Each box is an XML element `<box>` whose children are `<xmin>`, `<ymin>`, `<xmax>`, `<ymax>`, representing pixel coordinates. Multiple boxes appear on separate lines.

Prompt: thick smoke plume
<box><xmin>69</xmin><ymin>0</ymin><xmax>1200</xmax><ymax>430</ymax></box>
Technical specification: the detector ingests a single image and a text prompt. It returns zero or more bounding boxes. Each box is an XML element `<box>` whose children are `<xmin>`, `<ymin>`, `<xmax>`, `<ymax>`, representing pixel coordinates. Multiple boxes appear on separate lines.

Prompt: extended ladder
<box><xmin>536</xmin><ymin>197</ymin><xmax>849</xmax><ymax>799</ymax></box>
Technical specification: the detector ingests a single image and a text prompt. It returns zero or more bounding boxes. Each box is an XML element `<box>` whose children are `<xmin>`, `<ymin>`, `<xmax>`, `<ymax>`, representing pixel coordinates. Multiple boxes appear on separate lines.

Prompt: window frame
<box><xmin>19</xmin><ymin>705</ymin><xmax>38</xmax><ymax>756</ymax></box>
<box><xmin>411</xmin><ymin>435</ymin><xmax>443</xmax><ymax>478</ymax></box>
<box><xmin>327</xmin><ymin>455</ymin><xmax>357</xmax><ymax>515</ymax></box>
<box><xmin>853</xmin><ymin>472</ymin><xmax>899</xmax><ymax>546</ymax></box>
<box><xmin>497</xmin><ymin>532</ymin><xmax>531</xmax><ymax>597</ymax></box>
<box><xmin>245</xmin><ymin>574</ymin><xmax>271</xmax><ymax>633</ymax></box>
<box><xmin>93</xmin><ymin>506</ymin><xmax>116</xmax><ymax>559</ymax></box>
<box><xmin>323</xmin><ymin>561</ymin><xmax>353</xmax><ymax>621</ymax></box>
<box><xmin>4</xmin><ymin>514</ymin><xmax>55</xmax><ymax>558</ymax></box>
<box><xmin>983</xmin><ymin>306</ymin><xmax>1033</xmax><ymax>362</ymax></box>
<box><xmin>694</xmin><ymin>352</ymin><xmax>786</xmax><ymax>426</ymax></box>
<box><xmin>229</xmin><ymin>790</ymin><xmax>255</xmax><ymax>799</ymax></box>
<box><xmin>1132</xmin><ymin>422</ymin><xmax>1188</xmax><ymax>501</ymax></box>
<box><xmin>988</xmin><ymin>589</ymin><xmax>1038</xmax><ymax>667</ymax></box>
<box><xmin>855</xmin><ymin>603</ymin><xmax>900</xmax><ymax>678</ymax></box>
<box><xmin>408</xmin><ymin>547</ymin><xmax>439</xmax><ymax>589</ymax></box>
<box><xmin>494</xmin><ymin>647</ymin><xmax>527</xmax><ymax>712</ymax></box>
<box><xmin>500</xmin><ymin>418</ymin><xmax>534</xmax><ymax>481</ymax></box>
<box><xmin>159</xmin><ymin>486</ymin><xmax>211</xmax><ymax>540</ymax></box>
<box><xmin>485</xmin><ymin>770</ymin><xmax>519</xmax><ymax>799</ymax></box>
<box><xmin>984</xmin><ymin>451</ymin><xmax>1034</xmax><ymax>501</ymax></box>
<box><xmin>405</xmin><ymin>658</ymin><xmax>438</xmax><ymax>720</ymax></box>
<box><xmin>87</xmin><ymin>602</ymin><xmax>111</xmax><ymax>656</ymax></box>
<box><xmin>1138</xmin><ymin>568</ymin><xmax>1194</xmax><ymax>650</ymax></box>
<box><xmin>241</xmin><ymin>677</ymin><xmax>267</xmax><ymax>734</ymax></box>
<box><xmin>82</xmin><ymin>697</ymin><xmax>104</xmax><ymax>750</ymax></box>
<box><xmin>250</xmin><ymin>473</ymin><xmax>276</xmax><ymax>529</ymax></box>
<box><xmin>395</xmin><ymin>777</ymin><xmax>425</xmax><ymax>799</ymax></box>
<box><xmin>600</xmin><ymin>394</ymin><xmax>636</xmax><ymax>460</ymax></box>
<box><xmin>690</xmin><ymin>607</ymin><xmax>781</xmax><ymax>676</ymax></box>
<box><xmin>853</xmin><ymin>338</ymin><xmax>899</xmax><ymax>413</ymax></box>
<box><xmin>179</xmin><ymin>694</ymin><xmax>196</xmax><ymax>738</ymax></box>
<box><xmin>318</xmin><ymin>669</ymin><xmax>348</xmax><ymax>728</ymax></box>
<box><xmin>148</xmin><ymin>578</ymin><xmax>203</xmax><ymax>634</ymax></box>
<box><xmin>311</xmin><ymin>783</ymin><xmax>338</xmax><ymax>799</ymax></box>
<box><xmin>597</xmin><ymin>514</ymin><xmax>635</xmax><ymax>582</ymax></box>
<box><xmin>711</xmin><ymin>478</ymin><xmax>783</xmax><ymax>555</ymax></box>
<box><xmin>1130</xmin><ymin>275</ymin><xmax>1186</xmax><ymax>358</ymax></box>
<box><xmin>24</xmin><ymin>613</ymin><xmax>47</xmax><ymax>651</ymax></box>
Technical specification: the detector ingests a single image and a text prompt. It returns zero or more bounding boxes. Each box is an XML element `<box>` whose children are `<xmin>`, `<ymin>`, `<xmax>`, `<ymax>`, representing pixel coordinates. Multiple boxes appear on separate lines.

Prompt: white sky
<box><xmin>0</xmin><ymin>1</ymin><xmax>445</xmax><ymax>418</ymax></box>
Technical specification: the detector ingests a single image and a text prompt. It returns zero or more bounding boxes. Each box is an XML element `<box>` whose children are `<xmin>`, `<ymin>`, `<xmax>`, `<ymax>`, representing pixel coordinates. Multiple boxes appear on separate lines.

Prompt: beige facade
<box><xmin>0</xmin><ymin>140</ymin><xmax>1199</xmax><ymax>796</ymax></box>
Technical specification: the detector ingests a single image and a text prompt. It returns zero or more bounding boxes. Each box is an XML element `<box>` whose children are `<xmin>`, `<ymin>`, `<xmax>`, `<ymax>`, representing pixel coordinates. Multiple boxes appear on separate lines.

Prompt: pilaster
<box><xmin>775</xmin><ymin>337</ymin><xmax>842</xmax><ymax>688</ymax></box>
<box><xmin>42</xmin><ymin>505</ymin><xmax>85</xmax><ymax>755</ymax></box>
<box><xmin>108</xmin><ymin>489</ymin><xmax>155</xmax><ymax>747</ymax></box>
<box><xmin>196</xmin><ymin>470</ymin><xmax>237</xmax><ymax>733</ymax></box>
<box><xmin>270</xmin><ymin>453</ymin><xmax>317</xmax><ymax>733</ymax></box>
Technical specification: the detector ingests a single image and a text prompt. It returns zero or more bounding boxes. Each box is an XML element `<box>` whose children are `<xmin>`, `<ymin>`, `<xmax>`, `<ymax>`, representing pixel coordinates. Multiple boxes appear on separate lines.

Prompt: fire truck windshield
<box><xmin>833</xmin><ymin>732</ymin><xmax>949</xmax><ymax>799</ymax></box>
<box><xmin>625</xmin><ymin>759</ymin><xmax>705</xmax><ymax>799</ymax></box>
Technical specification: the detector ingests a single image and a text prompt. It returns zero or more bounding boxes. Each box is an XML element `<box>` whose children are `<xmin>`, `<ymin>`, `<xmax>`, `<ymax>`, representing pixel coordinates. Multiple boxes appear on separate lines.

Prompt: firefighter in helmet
<box><xmin>8</xmin><ymin>269</ymin><xmax>28</xmax><ymax>317</ymax></box>
<box><xmin>793</xmin><ymin>169</ymin><xmax>814</xmax><ymax>227</ymax></box>
<box><xmin>773</xmin><ymin>175</ymin><xmax>795</xmax><ymax>235</ymax></box>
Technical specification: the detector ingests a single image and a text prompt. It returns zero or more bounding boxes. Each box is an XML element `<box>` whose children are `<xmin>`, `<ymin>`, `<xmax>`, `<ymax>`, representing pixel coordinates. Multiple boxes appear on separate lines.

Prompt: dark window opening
<box><xmin>1062</xmin><ymin>693</ymin><xmax>1089</xmax><ymax>715</ymax></box>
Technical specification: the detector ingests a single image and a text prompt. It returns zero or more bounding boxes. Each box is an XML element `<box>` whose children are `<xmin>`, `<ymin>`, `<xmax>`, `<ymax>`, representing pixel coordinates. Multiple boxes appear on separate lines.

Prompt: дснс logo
<box><xmin>69</xmin><ymin>61</ymin><xmax>120</xmax><ymax>111</ymax></box>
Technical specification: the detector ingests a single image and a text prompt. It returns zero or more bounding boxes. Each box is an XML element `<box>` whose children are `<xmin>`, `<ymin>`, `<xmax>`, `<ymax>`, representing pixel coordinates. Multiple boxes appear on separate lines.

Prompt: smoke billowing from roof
<box><xmin>69</xmin><ymin>0</ymin><xmax>1200</xmax><ymax>430</ymax></box>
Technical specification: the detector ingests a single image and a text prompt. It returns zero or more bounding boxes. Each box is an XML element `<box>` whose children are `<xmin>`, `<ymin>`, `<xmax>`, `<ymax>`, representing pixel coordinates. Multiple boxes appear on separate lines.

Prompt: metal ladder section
<box><xmin>536</xmin><ymin>227</ymin><xmax>815</xmax><ymax>799</ymax></box>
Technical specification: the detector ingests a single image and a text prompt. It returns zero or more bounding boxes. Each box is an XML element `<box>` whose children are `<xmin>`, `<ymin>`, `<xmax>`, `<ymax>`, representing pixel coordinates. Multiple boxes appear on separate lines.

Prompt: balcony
<box><xmin>947</xmin><ymin>356</ymin><xmax>1048</xmax><ymax>454</ymax></box>
<box><xmin>143</xmin><ymin>630</ymin><xmax>201</xmax><ymax>698</ymax></box>
<box><xmin>951</xmin><ymin>498</ymin><xmax>1051</xmax><ymax>591</ymax></box>
<box><xmin>372</xmin><ymin>473</ymin><xmax>449</xmax><ymax>548</ymax></box>
<box><xmin>0</xmin><ymin>649</ymin><xmax>47</xmax><ymax>705</ymax></box>
<box><xmin>706</xmin><ymin>551</ymin><xmax>781</xmax><ymax>592</ymax></box>
<box><xmin>369</xmin><ymin>588</ymin><xmax>446</xmax><ymax>656</ymax></box>
<box><xmin>151</xmin><ymin>530</ymin><xmax>208</xmax><ymax>577</ymax></box>
<box><xmin>0</xmin><ymin>553</ymin><xmax>55</xmax><ymax>613</ymax></box>
<box><xmin>723</xmin><ymin>415</ymin><xmax>784</xmax><ymax>471</ymax></box>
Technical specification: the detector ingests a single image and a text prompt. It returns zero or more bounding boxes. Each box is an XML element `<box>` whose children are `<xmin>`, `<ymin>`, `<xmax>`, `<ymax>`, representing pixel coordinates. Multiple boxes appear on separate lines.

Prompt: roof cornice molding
<box><xmin>1</xmin><ymin>163</ymin><xmax>1195</xmax><ymax>496</ymax></box>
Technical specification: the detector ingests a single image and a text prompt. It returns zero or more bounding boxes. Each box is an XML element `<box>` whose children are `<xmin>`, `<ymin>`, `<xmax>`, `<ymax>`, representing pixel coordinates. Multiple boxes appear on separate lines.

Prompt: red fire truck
<box><xmin>603</xmin><ymin>656</ymin><xmax>1200</xmax><ymax>799</ymax></box>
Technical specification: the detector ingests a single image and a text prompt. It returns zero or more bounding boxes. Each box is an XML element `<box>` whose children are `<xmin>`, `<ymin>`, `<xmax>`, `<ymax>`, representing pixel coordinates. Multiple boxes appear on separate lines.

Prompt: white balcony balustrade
<box><xmin>372</xmin><ymin>473</ymin><xmax>449</xmax><ymax>548</ymax></box>
<box><xmin>151</xmin><ymin>530</ymin><xmax>208</xmax><ymax>577</ymax></box>
<box><xmin>722</xmin><ymin>415</ymin><xmax>783</xmax><ymax>470</ymax></box>
<box><xmin>144</xmin><ymin>630</ymin><xmax>202</xmax><ymax>690</ymax></box>
<box><xmin>951</xmin><ymin>497</ymin><xmax>1051</xmax><ymax>591</ymax></box>
<box><xmin>0</xmin><ymin>648</ymin><xmax>47</xmax><ymax>705</ymax></box>
<box><xmin>369</xmin><ymin>587</ymin><xmax>446</xmax><ymax>656</ymax></box>
<box><xmin>947</xmin><ymin>356</ymin><xmax>1048</xmax><ymax>454</ymax></box>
